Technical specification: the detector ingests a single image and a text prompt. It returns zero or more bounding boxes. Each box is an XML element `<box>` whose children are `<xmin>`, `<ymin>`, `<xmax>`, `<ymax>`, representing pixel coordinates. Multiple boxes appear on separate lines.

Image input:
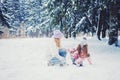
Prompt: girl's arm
<box><xmin>68</xmin><ymin>48</ymin><xmax>77</xmax><ymax>54</ymax></box>
<box><xmin>87</xmin><ymin>57</ymin><xmax>92</xmax><ymax>65</ymax></box>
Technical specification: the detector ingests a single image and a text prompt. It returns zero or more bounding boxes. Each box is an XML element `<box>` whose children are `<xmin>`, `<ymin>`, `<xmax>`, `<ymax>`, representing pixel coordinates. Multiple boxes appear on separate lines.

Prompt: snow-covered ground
<box><xmin>0</xmin><ymin>37</ymin><xmax>120</xmax><ymax>80</ymax></box>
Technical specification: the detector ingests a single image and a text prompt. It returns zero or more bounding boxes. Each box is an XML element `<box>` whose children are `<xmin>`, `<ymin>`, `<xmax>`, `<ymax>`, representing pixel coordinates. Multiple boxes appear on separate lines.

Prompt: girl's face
<box><xmin>54</xmin><ymin>38</ymin><xmax>61</xmax><ymax>48</ymax></box>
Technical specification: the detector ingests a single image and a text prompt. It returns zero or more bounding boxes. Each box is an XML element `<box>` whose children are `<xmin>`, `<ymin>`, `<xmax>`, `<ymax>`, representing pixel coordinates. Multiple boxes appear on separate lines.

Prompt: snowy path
<box><xmin>0</xmin><ymin>37</ymin><xmax>120</xmax><ymax>80</ymax></box>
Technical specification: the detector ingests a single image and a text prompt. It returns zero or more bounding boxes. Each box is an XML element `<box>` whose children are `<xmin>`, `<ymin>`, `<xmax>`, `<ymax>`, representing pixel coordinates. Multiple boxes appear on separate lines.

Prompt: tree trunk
<box><xmin>108</xmin><ymin>1</ymin><xmax>118</xmax><ymax>46</ymax></box>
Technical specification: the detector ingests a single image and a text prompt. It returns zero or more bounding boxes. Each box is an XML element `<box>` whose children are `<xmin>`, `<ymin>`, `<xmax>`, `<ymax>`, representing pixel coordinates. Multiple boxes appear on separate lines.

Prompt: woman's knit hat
<box><xmin>53</xmin><ymin>30</ymin><xmax>63</xmax><ymax>39</ymax></box>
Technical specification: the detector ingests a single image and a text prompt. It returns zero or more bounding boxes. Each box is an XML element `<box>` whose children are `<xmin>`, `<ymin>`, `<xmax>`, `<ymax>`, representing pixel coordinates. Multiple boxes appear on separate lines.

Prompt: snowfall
<box><xmin>0</xmin><ymin>36</ymin><xmax>120</xmax><ymax>80</ymax></box>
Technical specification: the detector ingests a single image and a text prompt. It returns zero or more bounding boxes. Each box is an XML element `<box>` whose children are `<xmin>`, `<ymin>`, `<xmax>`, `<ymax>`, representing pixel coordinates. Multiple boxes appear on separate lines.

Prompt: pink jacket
<box><xmin>69</xmin><ymin>48</ymin><xmax>92</xmax><ymax>65</ymax></box>
<box><xmin>69</xmin><ymin>48</ymin><xmax>82</xmax><ymax>59</ymax></box>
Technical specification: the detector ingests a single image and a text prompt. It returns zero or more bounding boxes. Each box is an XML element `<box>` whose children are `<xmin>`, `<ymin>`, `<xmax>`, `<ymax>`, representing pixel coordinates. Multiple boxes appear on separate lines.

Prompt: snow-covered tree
<box><xmin>3</xmin><ymin>0</ymin><xmax>21</xmax><ymax>27</ymax></box>
<box><xmin>0</xmin><ymin>1</ymin><xmax>10</xmax><ymax>28</ymax></box>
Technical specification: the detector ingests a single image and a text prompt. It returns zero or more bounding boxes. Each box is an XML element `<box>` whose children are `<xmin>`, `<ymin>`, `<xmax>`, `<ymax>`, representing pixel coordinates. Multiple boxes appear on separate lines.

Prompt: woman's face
<box><xmin>54</xmin><ymin>38</ymin><xmax>61</xmax><ymax>48</ymax></box>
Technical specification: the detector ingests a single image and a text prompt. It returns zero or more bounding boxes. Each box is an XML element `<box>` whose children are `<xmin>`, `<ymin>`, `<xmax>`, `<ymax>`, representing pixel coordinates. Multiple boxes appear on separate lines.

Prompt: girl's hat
<box><xmin>80</xmin><ymin>36</ymin><xmax>87</xmax><ymax>45</ymax></box>
<box><xmin>53</xmin><ymin>30</ymin><xmax>63</xmax><ymax>39</ymax></box>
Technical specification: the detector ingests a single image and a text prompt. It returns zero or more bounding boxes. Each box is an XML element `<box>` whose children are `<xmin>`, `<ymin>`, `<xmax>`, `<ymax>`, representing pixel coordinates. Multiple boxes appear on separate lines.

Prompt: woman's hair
<box><xmin>54</xmin><ymin>38</ymin><xmax>61</xmax><ymax>48</ymax></box>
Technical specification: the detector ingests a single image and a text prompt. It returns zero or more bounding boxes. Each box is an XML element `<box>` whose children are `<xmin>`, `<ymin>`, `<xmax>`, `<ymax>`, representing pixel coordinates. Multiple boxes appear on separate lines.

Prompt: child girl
<box><xmin>69</xmin><ymin>44</ymin><xmax>92</xmax><ymax>66</ymax></box>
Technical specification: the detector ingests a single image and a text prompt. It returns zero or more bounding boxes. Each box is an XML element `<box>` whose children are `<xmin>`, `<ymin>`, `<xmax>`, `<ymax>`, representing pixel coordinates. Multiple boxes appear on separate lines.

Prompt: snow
<box><xmin>0</xmin><ymin>37</ymin><xmax>120</xmax><ymax>80</ymax></box>
<box><xmin>75</xmin><ymin>17</ymin><xmax>86</xmax><ymax>28</ymax></box>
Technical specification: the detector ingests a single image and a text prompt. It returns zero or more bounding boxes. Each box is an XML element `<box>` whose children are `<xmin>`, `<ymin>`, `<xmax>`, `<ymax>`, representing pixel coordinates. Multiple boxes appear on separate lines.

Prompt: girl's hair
<box><xmin>77</xmin><ymin>44</ymin><xmax>90</xmax><ymax>57</ymax></box>
<box><xmin>83</xmin><ymin>45</ymin><xmax>88</xmax><ymax>56</ymax></box>
<box><xmin>77</xmin><ymin>44</ymin><xmax>82</xmax><ymax>56</ymax></box>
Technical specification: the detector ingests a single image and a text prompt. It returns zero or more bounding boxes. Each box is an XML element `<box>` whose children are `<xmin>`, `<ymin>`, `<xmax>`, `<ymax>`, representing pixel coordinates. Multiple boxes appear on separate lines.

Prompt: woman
<box><xmin>48</xmin><ymin>30</ymin><xmax>67</xmax><ymax>66</ymax></box>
